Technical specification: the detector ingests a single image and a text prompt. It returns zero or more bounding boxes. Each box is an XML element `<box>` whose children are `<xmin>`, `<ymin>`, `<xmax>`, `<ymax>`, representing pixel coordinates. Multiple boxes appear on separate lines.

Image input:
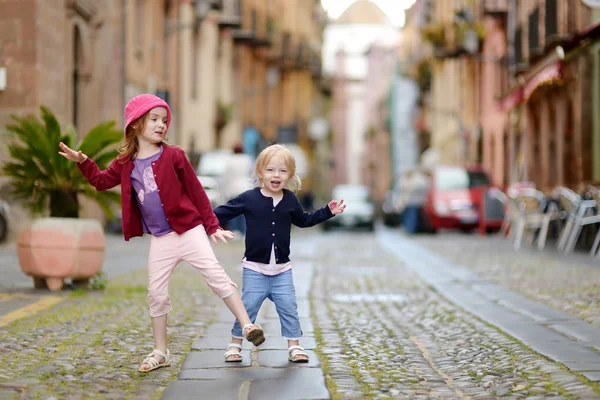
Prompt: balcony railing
<box><xmin>251</xmin><ymin>10</ymin><xmax>271</xmax><ymax>47</ymax></box>
<box><xmin>482</xmin><ymin>0</ymin><xmax>508</xmax><ymax>15</ymax></box>
<box><xmin>218</xmin><ymin>0</ymin><xmax>242</xmax><ymax>28</ymax></box>
<box><xmin>232</xmin><ymin>7</ymin><xmax>255</xmax><ymax>44</ymax></box>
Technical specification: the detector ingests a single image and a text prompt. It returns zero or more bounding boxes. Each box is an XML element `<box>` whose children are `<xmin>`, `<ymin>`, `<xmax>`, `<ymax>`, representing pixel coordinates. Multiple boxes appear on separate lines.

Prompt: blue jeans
<box><xmin>232</xmin><ymin>269</ymin><xmax>302</xmax><ymax>339</ymax></box>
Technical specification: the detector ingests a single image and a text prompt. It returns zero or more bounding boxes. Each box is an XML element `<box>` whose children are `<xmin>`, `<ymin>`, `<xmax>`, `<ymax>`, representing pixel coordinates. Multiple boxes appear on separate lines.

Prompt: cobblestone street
<box><xmin>1</xmin><ymin>228</ymin><xmax>600</xmax><ymax>399</ymax></box>
<box><xmin>313</xmin><ymin>230</ymin><xmax>600</xmax><ymax>399</ymax></box>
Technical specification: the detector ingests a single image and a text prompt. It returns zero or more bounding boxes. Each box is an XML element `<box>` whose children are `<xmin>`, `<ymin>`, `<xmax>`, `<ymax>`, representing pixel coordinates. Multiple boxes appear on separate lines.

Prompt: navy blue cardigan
<box><xmin>214</xmin><ymin>188</ymin><xmax>334</xmax><ymax>264</ymax></box>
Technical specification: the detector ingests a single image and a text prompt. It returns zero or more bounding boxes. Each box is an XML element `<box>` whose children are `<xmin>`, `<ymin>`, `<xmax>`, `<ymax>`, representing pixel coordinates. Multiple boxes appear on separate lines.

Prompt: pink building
<box><xmin>331</xmin><ymin>50</ymin><xmax>348</xmax><ymax>186</ymax></box>
<box><xmin>480</xmin><ymin>12</ymin><xmax>509</xmax><ymax>187</ymax></box>
<box><xmin>482</xmin><ymin>0</ymin><xmax>600</xmax><ymax>191</ymax></box>
<box><xmin>363</xmin><ymin>38</ymin><xmax>400</xmax><ymax>203</ymax></box>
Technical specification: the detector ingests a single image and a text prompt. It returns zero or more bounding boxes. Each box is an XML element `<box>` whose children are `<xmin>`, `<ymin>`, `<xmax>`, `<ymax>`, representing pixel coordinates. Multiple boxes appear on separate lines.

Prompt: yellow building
<box><xmin>420</xmin><ymin>0</ymin><xmax>483</xmax><ymax>166</ymax></box>
<box><xmin>233</xmin><ymin>0</ymin><xmax>327</xmax><ymax>193</ymax></box>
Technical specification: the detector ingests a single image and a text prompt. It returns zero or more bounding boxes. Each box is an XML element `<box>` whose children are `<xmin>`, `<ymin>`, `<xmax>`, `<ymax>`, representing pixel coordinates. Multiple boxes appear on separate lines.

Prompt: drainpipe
<box><xmin>507</xmin><ymin>0</ymin><xmax>517</xmax><ymax>79</ymax></box>
<box><xmin>121</xmin><ymin>0</ymin><xmax>127</xmax><ymax>127</ymax></box>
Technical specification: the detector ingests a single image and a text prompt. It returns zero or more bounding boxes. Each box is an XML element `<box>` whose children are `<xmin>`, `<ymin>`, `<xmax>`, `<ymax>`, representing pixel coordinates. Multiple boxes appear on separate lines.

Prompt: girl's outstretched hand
<box><xmin>211</xmin><ymin>228</ymin><xmax>235</xmax><ymax>245</ymax></box>
<box><xmin>328</xmin><ymin>199</ymin><xmax>346</xmax><ymax>215</ymax></box>
<box><xmin>58</xmin><ymin>142</ymin><xmax>88</xmax><ymax>163</ymax></box>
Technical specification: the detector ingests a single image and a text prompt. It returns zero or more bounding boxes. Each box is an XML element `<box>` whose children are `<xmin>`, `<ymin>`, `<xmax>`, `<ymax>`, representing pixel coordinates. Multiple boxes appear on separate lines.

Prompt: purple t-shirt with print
<box><xmin>130</xmin><ymin>146</ymin><xmax>172</xmax><ymax>236</ymax></box>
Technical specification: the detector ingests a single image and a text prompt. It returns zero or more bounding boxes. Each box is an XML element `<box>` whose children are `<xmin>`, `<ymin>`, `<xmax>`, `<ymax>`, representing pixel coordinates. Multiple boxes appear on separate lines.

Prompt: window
<box><xmin>528</xmin><ymin>8</ymin><xmax>539</xmax><ymax>55</ymax></box>
<box><xmin>545</xmin><ymin>0</ymin><xmax>557</xmax><ymax>39</ymax></box>
<box><xmin>514</xmin><ymin>26</ymin><xmax>522</xmax><ymax>64</ymax></box>
<box><xmin>435</xmin><ymin>167</ymin><xmax>491</xmax><ymax>190</ymax></box>
<box><xmin>135</xmin><ymin>0</ymin><xmax>145</xmax><ymax>59</ymax></box>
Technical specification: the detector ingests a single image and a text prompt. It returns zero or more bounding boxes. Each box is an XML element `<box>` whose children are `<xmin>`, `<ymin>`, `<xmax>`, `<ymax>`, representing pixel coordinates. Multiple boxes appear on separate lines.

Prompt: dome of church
<box><xmin>335</xmin><ymin>0</ymin><xmax>392</xmax><ymax>25</ymax></box>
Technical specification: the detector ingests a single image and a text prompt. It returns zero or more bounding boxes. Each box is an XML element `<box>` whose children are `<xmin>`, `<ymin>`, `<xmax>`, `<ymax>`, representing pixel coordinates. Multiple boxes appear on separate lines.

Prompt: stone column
<box><xmin>539</xmin><ymin>97</ymin><xmax>550</xmax><ymax>190</ymax></box>
<box><xmin>555</xmin><ymin>94</ymin><xmax>566</xmax><ymax>186</ymax></box>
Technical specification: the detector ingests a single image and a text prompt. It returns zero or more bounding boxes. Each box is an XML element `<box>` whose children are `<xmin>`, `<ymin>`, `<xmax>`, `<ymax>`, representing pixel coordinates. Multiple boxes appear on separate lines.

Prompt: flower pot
<box><xmin>17</xmin><ymin>217</ymin><xmax>106</xmax><ymax>291</ymax></box>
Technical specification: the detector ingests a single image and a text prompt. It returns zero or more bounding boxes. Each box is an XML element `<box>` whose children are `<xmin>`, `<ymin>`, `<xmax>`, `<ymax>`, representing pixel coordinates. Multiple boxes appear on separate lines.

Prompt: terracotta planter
<box><xmin>17</xmin><ymin>218</ymin><xmax>106</xmax><ymax>291</ymax></box>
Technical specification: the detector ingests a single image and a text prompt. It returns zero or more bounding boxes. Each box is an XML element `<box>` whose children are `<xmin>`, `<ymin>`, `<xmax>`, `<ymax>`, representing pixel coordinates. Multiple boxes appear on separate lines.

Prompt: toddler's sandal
<box><xmin>224</xmin><ymin>343</ymin><xmax>243</xmax><ymax>362</ymax></box>
<box><xmin>288</xmin><ymin>345</ymin><xmax>309</xmax><ymax>363</ymax></box>
<box><xmin>242</xmin><ymin>324</ymin><xmax>265</xmax><ymax>347</ymax></box>
<box><xmin>139</xmin><ymin>349</ymin><xmax>170</xmax><ymax>372</ymax></box>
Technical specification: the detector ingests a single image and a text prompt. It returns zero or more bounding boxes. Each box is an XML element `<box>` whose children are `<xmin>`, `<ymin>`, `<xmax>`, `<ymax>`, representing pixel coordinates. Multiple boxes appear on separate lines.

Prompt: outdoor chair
<box><xmin>561</xmin><ymin>188</ymin><xmax>600</xmax><ymax>253</ymax></box>
<box><xmin>555</xmin><ymin>186</ymin><xmax>585</xmax><ymax>251</ymax></box>
<box><xmin>511</xmin><ymin>188</ymin><xmax>560</xmax><ymax>250</ymax></box>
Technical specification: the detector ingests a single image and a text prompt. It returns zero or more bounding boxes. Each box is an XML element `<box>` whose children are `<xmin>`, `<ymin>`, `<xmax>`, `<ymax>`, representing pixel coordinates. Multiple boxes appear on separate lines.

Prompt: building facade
<box><xmin>0</xmin><ymin>0</ymin><xmax>327</xmax><ymax>233</ymax></box>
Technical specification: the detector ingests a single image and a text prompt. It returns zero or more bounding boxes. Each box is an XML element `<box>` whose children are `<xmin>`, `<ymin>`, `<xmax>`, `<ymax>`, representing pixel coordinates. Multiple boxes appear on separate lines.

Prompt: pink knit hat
<box><xmin>124</xmin><ymin>94</ymin><xmax>171</xmax><ymax>136</ymax></box>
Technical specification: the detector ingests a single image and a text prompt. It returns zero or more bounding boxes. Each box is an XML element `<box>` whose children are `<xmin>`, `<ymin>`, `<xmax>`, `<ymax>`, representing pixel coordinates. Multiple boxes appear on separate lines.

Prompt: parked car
<box><xmin>323</xmin><ymin>184</ymin><xmax>375</xmax><ymax>231</ymax></box>
<box><xmin>0</xmin><ymin>199</ymin><xmax>9</xmax><ymax>243</ymax></box>
<box><xmin>197</xmin><ymin>175</ymin><xmax>225</xmax><ymax>208</ymax></box>
<box><xmin>196</xmin><ymin>149</ymin><xmax>233</xmax><ymax>179</ymax></box>
<box><xmin>424</xmin><ymin>164</ymin><xmax>493</xmax><ymax>232</ymax></box>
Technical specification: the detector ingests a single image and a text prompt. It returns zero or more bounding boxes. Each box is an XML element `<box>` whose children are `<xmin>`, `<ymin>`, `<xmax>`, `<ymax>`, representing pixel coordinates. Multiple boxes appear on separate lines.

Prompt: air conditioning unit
<box><xmin>195</xmin><ymin>0</ymin><xmax>210</xmax><ymax>21</ymax></box>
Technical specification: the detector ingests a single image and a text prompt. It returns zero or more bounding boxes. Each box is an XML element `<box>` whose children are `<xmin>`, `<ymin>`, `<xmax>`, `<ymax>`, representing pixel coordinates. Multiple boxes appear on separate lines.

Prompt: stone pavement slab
<box><xmin>181</xmin><ymin>350</ymin><xmax>253</xmax><ymax>368</ymax></box>
<box><xmin>162</xmin><ymin>380</ymin><xmax>242</xmax><ymax>400</ymax></box>
<box><xmin>379</xmin><ymin>228</ymin><xmax>600</xmax><ymax>381</ymax></box>
<box><xmin>256</xmin><ymin>336</ymin><xmax>317</xmax><ymax>350</ymax></box>
<box><xmin>248</xmin><ymin>368</ymin><xmax>330</xmax><ymax>400</ymax></box>
<box><xmin>257</xmin><ymin>350</ymin><xmax>321</xmax><ymax>367</ymax></box>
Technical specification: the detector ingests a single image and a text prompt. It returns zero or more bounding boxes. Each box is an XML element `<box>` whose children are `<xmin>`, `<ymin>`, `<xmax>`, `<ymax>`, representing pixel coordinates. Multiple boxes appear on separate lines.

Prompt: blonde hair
<box><xmin>252</xmin><ymin>144</ymin><xmax>302</xmax><ymax>193</ymax></box>
<box><xmin>118</xmin><ymin>111</ymin><xmax>170</xmax><ymax>163</ymax></box>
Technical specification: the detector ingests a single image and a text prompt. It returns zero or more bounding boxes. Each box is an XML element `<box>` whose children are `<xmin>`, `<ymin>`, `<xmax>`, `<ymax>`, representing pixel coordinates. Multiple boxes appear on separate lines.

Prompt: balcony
<box><xmin>544</xmin><ymin>0</ymin><xmax>570</xmax><ymax>50</ymax></box>
<box><xmin>232</xmin><ymin>8</ymin><xmax>256</xmax><ymax>45</ymax></box>
<box><xmin>422</xmin><ymin>20</ymin><xmax>484</xmax><ymax>59</ymax></box>
<box><xmin>309</xmin><ymin>49</ymin><xmax>322</xmax><ymax>78</ymax></box>
<box><xmin>482</xmin><ymin>0</ymin><xmax>508</xmax><ymax>15</ymax></box>
<box><xmin>293</xmin><ymin>41</ymin><xmax>311</xmax><ymax>70</ymax></box>
<box><xmin>265</xmin><ymin>18</ymin><xmax>283</xmax><ymax>62</ymax></box>
<box><xmin>280</xmin><ymin>32</ymin><xmax>296</xmax><ymax>69</ymax></box>
<box><xmin>252</xmin><ymin>13</ymin><xmax>272</xmax><ymax>48</ymax></box>
<box><xmin>218</xmin><ymin>0</ymin><xmax>242</xmax><ymax>29</ymax></box>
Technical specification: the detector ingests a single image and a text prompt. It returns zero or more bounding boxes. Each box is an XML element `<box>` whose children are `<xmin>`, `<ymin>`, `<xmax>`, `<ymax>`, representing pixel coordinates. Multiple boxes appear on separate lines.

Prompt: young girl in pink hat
<box><xmin>58</xmin><ymin>94</ymin><xmax>264</xmax><ymax>372</ymax></box>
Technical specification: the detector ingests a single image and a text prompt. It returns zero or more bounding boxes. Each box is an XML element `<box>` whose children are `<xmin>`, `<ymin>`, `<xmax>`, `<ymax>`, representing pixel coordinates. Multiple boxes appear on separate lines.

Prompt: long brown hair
<box><xmin>117</xmin><ymin>111</ymin><xmax>170</xmax><ymax>162</ymax></box>
<box><xmin>252</xmin><ymin>144</ymin><xmax>302</xmax><ymax>193</ymax></box>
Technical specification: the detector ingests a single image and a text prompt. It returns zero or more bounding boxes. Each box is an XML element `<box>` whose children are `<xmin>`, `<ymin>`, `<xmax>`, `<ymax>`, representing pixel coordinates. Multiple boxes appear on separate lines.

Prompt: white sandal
<box><xmin>139</xmin><ymin>348</ymin><xmax>171</xmax><ymax>372</ymax></box>
<box><xmin>288</xmin><ymin>345</ymin><xmax>309</xmax><ymax>363</ymax></box>
<box><xmin>224</xmin><ymin>343</ymin><xmax>243</xmax><ymax>362</ymax></box>
<box><xmin>242</xmin><ymin>324</ymin><xmax>265</xmax><ymax>347</ymax></box>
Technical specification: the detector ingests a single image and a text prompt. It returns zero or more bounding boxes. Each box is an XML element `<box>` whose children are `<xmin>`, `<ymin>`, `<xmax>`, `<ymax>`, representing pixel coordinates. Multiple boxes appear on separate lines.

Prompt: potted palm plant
<box><xmin>2</xmin><ymin>106</ymin><xmax>122</xmax><ymax>290</ymax></box>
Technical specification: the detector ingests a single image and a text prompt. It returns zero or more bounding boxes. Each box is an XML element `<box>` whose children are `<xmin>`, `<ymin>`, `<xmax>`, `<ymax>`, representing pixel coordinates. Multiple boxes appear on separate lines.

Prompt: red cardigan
<box><xmin>78</xmin><ymin>145</ymin><xmax>220</xmax><ymax>241</ymax></box>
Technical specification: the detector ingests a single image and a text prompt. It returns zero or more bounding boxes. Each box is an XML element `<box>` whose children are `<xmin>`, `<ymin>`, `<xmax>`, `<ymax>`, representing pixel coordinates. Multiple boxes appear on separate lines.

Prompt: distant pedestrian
<box><xmin>58</xmin><ymin>94</ymin><xmax>264</xmax><ymax>373</ymax></box>
<box><xmin>220</xmin><ymin>144</ymin><xmax>253</xmax><ymax>237</ymax></box>
<box><xmin>214</xmin><ymin>144</ymin><xmax>346</xmax><ymax>363</ymax></box>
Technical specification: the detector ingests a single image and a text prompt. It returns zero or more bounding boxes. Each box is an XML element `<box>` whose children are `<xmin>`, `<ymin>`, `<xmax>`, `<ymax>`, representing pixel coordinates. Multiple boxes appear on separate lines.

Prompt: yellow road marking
<box><xmin>0</xmin><ymin>293</ymin><xmax>31</xmax><ymax>302</ymax></box>
<box><xmin>0</xmin><ymin>296</ymin><xmax>64</xmax><ymax>327</ymax></box>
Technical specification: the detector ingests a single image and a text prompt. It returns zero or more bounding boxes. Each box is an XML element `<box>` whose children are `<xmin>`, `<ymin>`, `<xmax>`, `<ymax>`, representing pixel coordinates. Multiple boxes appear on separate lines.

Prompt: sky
<box><xmin>320</xmin><ymin>0</ymin><xmax>417</xmax><ymax>28</ymax></box>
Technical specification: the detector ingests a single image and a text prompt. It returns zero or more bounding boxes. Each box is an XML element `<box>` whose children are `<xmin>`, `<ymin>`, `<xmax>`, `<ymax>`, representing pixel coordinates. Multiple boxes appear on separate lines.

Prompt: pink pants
<box><xmin>147</xmin><ymin>225</ymin><xmax>237</xmax><ymax>317</ymax></box>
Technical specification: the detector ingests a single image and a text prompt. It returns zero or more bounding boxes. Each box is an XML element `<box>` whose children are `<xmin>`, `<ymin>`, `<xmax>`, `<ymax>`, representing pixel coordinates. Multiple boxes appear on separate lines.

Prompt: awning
<box><xmin>497</xmin><ymin>87</ymin><xmax>523</xmax><ymax>112</ymax></box>
<box><xmin>496</xmin><ymin>60</ymin><xmax>563</xmax><ymax>111</ymax></box>
<box><xmin>523</xmin><ymin>60</ymin><xmax>563</xmax><ymax>99</ymax></box>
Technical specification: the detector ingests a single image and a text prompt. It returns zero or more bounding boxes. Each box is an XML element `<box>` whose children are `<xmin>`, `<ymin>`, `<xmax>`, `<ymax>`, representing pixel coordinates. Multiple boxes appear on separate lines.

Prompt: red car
<box><xmin>424</xmin><ymin>165</ymin><xmax>494</xmax><ymax>232</ymax></box>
